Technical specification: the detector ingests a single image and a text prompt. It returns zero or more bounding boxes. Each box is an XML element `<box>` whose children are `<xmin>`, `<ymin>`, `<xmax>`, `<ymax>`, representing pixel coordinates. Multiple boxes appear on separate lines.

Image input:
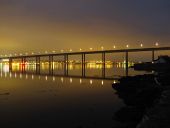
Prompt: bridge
<box><xmin>0</xmin><ymin>47</ymin><xmax>170</xmax><ymax>78</ymax></box>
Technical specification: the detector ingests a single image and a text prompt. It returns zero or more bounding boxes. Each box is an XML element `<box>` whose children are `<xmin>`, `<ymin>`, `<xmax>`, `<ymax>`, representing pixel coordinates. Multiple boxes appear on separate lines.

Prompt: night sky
<box><xmin>0</xmin><ymin>0</ymin><xmax>170</xmax><ymax>54</ymax></box>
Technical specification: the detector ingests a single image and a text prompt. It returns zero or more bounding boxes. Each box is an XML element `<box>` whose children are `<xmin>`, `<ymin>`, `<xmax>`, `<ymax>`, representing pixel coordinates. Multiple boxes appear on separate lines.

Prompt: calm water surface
<box><xmin>0</xmin><ymin>63</ymin><xmax>150</xmax><ymax>128</ymax></box>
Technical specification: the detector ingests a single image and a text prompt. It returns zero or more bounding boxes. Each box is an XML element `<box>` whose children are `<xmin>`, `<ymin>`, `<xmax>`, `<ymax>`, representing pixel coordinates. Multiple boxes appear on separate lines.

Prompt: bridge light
<box><xmin>101</xmin><ymin>46</ymin><xmax>104</xmax><ymax>50</ymax></box>
<box><xmin>126</xmin><ymin>44</ymin><xmax>129</xmax><ymax>48</ymax></box>
<box><xmin>155</xmin><ymin>42</ymin><xmax>159</xmax><ymax>47</ymax></box>
<box><xmin>90</xmin><ymin>48</ymin><xmax>93</xmax><ymax>51</ymax></box>
<box><xmin>32</xmin><ymin>52</ymin><xmax>34</xmax><ymax>55</ymax></box>
<box><xmin>61</xmin><ymin>50</ymin><xmax>64</xmax><ymax>53</ymax></box>
<box><xmin>52</xmin><ymin>51</ymin><xmax>56</xmax><ymax>53</ymax></box>
<box><xmin>113</xmin><ymin>45</ymin><xmax>116</xmax><ymax>49</ymax></box>
<box><xmin>20</xmin><ymin>53</ymin><xmax>22</xmax><ymax>56</ymax></box>
<box><xmin>79</xmin><ymin>48</ymin><xmax>82</xmax><ymax>51</ymax></box>
<box><xmin>69</xmin><ymin>49</ymin><xmax>72</xmax><ymax>52</ymax></box>
<box><xmin>45</xmin><ymin>51</ymin><xmax>48</xmax><ymax>54</ymax></box>
<box><xmin>140</xmin><ymin>44</ymin><xmax>143</xmax><ymax>47</ymax></box>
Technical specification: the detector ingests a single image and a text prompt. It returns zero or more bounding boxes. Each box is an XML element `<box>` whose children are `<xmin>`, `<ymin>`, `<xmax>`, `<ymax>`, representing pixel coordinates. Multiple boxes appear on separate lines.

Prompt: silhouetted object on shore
<box><xmin>132</xmin><ymin>56</ymin><xmax>170</xmax><ymax>71</ymax></box>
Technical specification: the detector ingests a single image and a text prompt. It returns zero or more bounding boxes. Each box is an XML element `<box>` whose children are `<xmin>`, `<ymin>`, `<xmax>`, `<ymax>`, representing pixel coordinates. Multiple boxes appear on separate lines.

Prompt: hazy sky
<box><xmin>0</xmin><ymin>0</ymin><xmax>170</xmax><ymax>54</ymax></box>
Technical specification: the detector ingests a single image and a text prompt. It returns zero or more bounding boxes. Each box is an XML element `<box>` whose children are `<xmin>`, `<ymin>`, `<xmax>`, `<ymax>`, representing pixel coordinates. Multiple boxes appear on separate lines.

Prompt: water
<box><xmin>0</xmin><ymin>63</ymin><xmax>150</xmax><ymax>127</ymax></box>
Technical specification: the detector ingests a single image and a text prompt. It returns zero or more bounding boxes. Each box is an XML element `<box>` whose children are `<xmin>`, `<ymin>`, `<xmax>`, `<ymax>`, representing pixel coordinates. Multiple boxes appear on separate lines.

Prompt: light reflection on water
<box><xmin>0</xmin><ymin>62</ymin><xmax>150</xmax><ymax>127</ymax></box>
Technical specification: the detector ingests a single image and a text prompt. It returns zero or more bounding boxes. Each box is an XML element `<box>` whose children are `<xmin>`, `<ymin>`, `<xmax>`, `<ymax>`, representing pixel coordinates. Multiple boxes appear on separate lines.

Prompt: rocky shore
<box><xmin>112</xmin><ymin>71</ymin><xmax>170</xmax><ymax>128</ymax></box>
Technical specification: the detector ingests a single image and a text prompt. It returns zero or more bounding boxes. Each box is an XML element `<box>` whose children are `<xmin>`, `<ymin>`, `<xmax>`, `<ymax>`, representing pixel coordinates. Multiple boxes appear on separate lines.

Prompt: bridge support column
<box><xmin>21</xmin><ymin>57</ymin><xmax>26</xmax><ymax>73</ymax></box>
<box><xmin>36</xmin><ymin>56</ymin><xmax>40</xmax><ymax>74</ymax></box>
<box><xmin>125</xmin><ymin>51</ymin><xmax>129</xmax><ymax>76</ymax></box>
<box><xmin>102</xmin><ymin>52</ymin><xmax>106</xmax><ymax>78</ymax></box>
<box><xmin>64</xmin><ymin>54</ymin><xmax>68</xmax><ymax>76</ymax></box>
<box><xmin>82</xmin><ymin>53</ymin><xmax>86</xmax><ymax>77</ymax></box>
<box><xmin>152</xmin><ymin>50</ymin><xmax>155</xmax><ymax>61</ymax></box>
<box><xmin>9</xmin><ymin>58</ymin><xmax>13</xmax><ymax>71</ymax></box>
<box><xmin>49</xmin><ymin>55</ymin><xmax>54</xmax><ymax>75</ymax></box>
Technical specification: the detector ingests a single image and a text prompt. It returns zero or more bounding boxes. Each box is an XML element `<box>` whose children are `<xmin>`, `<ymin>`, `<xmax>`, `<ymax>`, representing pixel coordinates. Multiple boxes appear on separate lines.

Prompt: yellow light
<box><xmin>69</xmin><ymin>49</ymin><xmax>72</xmax><ymax>52</ymax></box>
<box><xmin>140</xmin><ymin>44</ymin><xmax>143</xmax><ymax>47</ymax></box>
<box><xmin>126</xmin><ymin>45</ymin><xmax>129</xmax><ymax>48</ymax></box>
<box><xmin>80</xmin><ymin>48</ymin><xmax>82</xmax><ymax>51</ymax></box>
<box><xmin>101</xmin><ymin>46</ymin><xmax>104</xmax><ymax>50</ymax></box>
<box><xmin>113</xmin><ymin>45</ymin><xmax>116</xmax><ymax>49</ymax></box>
<box><xmin>90</xmin><ymin>48</ymin><xmax>93</xmax><ymax>51</ymax></box>
<box><xmin>61</xmin><ymin>50</ymin><xmax>64</xmax><ymax>53</ymax></box>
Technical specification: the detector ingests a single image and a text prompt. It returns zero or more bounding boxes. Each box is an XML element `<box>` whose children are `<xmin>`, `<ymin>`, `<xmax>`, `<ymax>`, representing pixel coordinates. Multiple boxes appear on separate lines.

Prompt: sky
<box><xmin>0</xmin><ymin>0</ymin><xmax>170</xmax><ymax>54</ymax></box>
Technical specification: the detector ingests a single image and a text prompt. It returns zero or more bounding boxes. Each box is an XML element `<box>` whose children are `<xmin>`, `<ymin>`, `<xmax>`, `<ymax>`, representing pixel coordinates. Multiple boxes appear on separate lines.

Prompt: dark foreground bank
<box><xmin>112</xmin><ymin>71</ymin><xmax>170</xmax><ymax>128</ymax></box>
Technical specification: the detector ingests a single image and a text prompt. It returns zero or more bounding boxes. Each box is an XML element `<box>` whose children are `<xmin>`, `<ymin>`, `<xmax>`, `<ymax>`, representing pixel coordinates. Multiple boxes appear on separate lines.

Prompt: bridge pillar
<box><xmin>49</xmin><ymin>55</ymin><xmax>54</xmax><ymax>75</ymax></box>
<box><xmin>64</xmin><ymin>54</ymin><xmax>68</xmax><ymax>76</ymax></box>
<box><xmin>125</xmin><ymin>51</ymin><xmax>129</xmax><ymax>76</ymax></box>
<box><xmin>152</xmin><ymin>50</ymin><xmax>155</xmax><ymax>61</ymax></box>
<box><xmin>82</xmin><ymin>53</ymin><xmax>86</xmax><ymax>77</ymax></box>
<box><xmin>36</xmin><ymin>56</ymin><xmax>40</xmax><ymax>74</ymax></box>
<box><xmin>102</xmin><ymin>52</ymin><xmax>106</xmax><ymax>78</ymax></box>
<box><xmin>9</xmin><ymin>58</ymin><xmax>13</xmax><ymax>71</ymax></box>
<box><xmin>21</xmin><ymin>57</ymin><xmax>26</xmax><ymax>73</ymax></box>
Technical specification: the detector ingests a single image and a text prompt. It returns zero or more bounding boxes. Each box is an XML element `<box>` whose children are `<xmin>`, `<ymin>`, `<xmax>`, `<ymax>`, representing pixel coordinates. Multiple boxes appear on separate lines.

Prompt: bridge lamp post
<box><xmin>101</xmin><ymin>46</ymin><xmax>104</xmax><ymax>51</ymax></box>
<box><xmin>113</xmin><ymin>45</ymin><xmax>116</xmax><ymax>49</ymax></box>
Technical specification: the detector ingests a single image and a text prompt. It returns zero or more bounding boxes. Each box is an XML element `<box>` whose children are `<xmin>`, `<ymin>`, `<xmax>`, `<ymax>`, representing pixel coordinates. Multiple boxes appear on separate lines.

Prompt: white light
<box><xmin>113</xmin><ymin>45</ymin><xmax>116</xmax><ymax>49</ymax></box>
<box><xmin>140</xmin><ymin>44</ymin><xmax>143</xmax><ymax>47</ymax></box>
<box><xmin>155</xmin><ymin>42</ymin><xmax>159</xmax><ymax>47</ymax></box>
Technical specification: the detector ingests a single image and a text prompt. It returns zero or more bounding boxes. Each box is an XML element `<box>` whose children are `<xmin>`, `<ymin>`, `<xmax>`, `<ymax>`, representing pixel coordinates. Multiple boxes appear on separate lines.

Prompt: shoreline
<box><xmin>112</xmin><ymin>71</ymin><xmax>170</xmax><ymax>128</ymax></box>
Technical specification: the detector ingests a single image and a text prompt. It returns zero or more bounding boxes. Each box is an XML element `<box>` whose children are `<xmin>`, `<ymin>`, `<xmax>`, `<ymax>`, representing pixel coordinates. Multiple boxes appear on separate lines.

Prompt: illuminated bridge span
<box><xmin>1</xmin><ymin>47</ymin><xmax>170</xmax><ymax>78</ymax></box>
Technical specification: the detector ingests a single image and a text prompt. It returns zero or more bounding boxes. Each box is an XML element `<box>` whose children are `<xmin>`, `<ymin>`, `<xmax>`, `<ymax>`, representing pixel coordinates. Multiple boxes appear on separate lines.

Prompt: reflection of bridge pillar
<box><xmin>36</xmin><ymin>56</ymin><xmax>40</xmax><ymax>74</ymax></box>
<box><xmin>9</xmin><ymin>58</ymin><xmax>13</xmax><ymax>71</ymax></box>
<box><xmin>125</xmin><ymin>51</ymin><xmax>129</xmax><ymax>76</ymax></box>
<box><xmin>82</xmin><ymin>53</ymin><xmax>86</xmax><ymax>77</ymax></box>
<box><xmin>102</xmin><ymin>52</ymin><xmax>106</xmax><ymax>78</ymax></box>
<box><xmin>49</xmin><ymin>55</ymin><xmax>54</xmax><ymax>75</ymax></box>
<box><xmin>64</xmin><ymin>54</ymin><xmax>68</xmax><ymax>76</ymax></box>
<box><xmin>152</xmin><ymin>50</ymin><xmax>155</xmax><ymax>61</ymax></box>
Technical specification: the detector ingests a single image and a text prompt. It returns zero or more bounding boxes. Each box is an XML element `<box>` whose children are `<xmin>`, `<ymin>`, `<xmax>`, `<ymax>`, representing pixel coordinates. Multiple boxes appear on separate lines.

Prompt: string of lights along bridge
<box><xmin>0</xmin><ymin>42</ymin><xmax>160</xmax><ymax>57</ymax></box>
